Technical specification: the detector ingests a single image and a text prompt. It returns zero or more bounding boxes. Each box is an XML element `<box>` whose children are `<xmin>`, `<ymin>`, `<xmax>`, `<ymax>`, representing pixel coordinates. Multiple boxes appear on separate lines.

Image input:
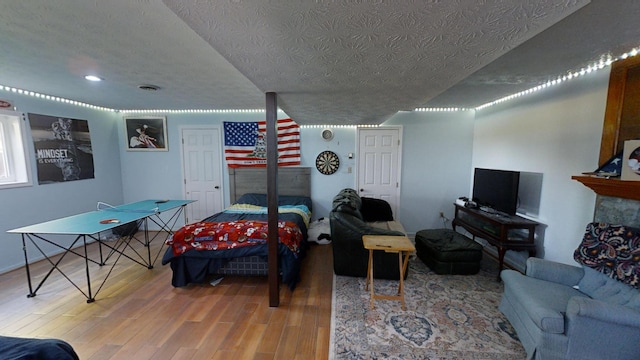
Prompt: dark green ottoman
<box><xmin>415</xmin><ymin>229</ymin><xmax>483</xmax><ymax>275</ymax></box>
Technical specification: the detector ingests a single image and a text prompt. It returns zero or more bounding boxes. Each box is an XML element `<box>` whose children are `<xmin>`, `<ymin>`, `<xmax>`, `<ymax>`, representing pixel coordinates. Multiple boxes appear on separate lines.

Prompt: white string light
<box><xmin>475</xmin><ymin>48</ymin><xmax>638</xmax><ymax>111</ymax></box>
<box><xmin>299</xmin><ymin>124</ymin><xmax>378</xmax><ymax>128</ymax></box>
<box><xmin>119</xmin><ymin>109</ymin><xmax>270</xmax><ymax>114</ymax></box>
<box><xmin>0</xmin><ymin>85</ymin><xmax>115</xmax><ymax>111</ymax></box>
<box><xmin>414</xmin><ymin>107</ymin><xmax>467</xmax><ymax>112</ymax></box>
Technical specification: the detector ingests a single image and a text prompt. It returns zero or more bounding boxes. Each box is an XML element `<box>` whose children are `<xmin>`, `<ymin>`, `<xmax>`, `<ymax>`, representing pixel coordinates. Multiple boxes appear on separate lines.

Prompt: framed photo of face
<box><xmin>124</xmin><ymin>116</ymin><xmax>168</xmax><ymax>151</ymax></box>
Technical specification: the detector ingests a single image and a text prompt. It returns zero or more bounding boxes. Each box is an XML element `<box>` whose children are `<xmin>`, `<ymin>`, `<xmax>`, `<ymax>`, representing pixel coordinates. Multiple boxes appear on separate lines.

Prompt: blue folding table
<box><xmin>7</xmin><ymin>199</ymin><xmax>194</xmax><ymax>303</ymax></box>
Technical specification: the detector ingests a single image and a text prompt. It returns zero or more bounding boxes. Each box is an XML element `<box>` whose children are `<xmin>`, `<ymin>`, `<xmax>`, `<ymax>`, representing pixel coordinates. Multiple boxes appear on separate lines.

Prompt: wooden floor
<box><xmin>0</xmin><ymin>235</ymin><xmax>334</xmax><ymax>359</ymax></box>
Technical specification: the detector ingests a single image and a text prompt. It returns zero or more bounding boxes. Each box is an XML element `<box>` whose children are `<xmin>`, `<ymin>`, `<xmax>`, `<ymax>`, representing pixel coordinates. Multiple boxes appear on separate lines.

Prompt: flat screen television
<box><xmin>472</xmin><ymin>168</ymin><xmax>520</xmax><ymax>215</ymax></box>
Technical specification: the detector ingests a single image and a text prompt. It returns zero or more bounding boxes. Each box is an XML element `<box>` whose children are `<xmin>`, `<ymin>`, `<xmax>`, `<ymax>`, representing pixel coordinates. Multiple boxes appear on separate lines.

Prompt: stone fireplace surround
<box><xmin>594</xmin><ymin>196</ymin><xmax>640</xmax><ymax>227</ymax></box>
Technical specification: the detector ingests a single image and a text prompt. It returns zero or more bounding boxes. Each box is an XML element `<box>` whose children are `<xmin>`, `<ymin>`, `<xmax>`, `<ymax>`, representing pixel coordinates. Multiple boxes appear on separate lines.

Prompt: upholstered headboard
<box><xmin>228</xmin><ymin>167</ymin><xmax>311</xmax><ymax>203</ymax></box>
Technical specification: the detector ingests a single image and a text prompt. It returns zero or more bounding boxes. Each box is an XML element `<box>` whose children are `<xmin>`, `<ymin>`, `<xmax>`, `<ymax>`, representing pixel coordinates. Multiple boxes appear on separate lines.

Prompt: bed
<box><xmin>161</xmin><ymin>167</ymin><xmax>312</xmax><ymax>290</ymax></box>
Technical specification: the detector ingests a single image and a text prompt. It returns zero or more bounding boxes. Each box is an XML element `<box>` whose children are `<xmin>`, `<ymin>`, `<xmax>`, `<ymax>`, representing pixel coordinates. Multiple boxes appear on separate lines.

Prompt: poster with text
<box><xmin>29</xmin><ymin>113</ymin><xmax>95</xmax><ymax>184</ymax></box>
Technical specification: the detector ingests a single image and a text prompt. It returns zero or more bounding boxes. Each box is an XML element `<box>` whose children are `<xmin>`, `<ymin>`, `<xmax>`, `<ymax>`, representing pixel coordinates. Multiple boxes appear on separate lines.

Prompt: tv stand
<box><xmin>452</xmin><ymin>204</ymin><xmax>539</xmax><ymax>280</ymax></box>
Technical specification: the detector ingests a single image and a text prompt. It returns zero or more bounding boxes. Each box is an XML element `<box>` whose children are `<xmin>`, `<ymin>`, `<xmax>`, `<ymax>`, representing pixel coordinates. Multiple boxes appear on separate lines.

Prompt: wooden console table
<box><xmin>452</xmin><ymin>204</ymin><xmax>539</xmax><ymax>280</ymax></box>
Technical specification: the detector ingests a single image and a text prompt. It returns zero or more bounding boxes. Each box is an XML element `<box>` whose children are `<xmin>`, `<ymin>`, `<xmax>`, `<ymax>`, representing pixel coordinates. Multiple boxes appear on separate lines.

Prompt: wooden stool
<box><xmin>363</xmin><ymin>235</ymin><xmax>415</xmax><ymax>310</ymax></box>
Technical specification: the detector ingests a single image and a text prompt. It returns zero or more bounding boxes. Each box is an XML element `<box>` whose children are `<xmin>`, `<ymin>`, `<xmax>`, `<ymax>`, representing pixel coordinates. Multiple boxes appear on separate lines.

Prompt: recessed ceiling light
<box><xmin>84</xmin><ymin>75</ymin><xmax>103</xmax><ymax>82</ymax></box>
<box><xmin>137</xmin><ymin>84</ymin><xmax>161</xmax><ymax>91</ymax></box>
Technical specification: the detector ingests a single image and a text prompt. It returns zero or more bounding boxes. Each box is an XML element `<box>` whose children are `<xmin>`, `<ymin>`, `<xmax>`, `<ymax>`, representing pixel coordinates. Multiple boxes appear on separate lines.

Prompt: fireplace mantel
<box><xmin>572</xmin><ymin>176</ymin><xmax>640</xmax><ymax>201</ymax></box>
<box><xmin>572</xmin><ymin>56</ymin><xmax>640</xmax><ymax>202</ymax></box>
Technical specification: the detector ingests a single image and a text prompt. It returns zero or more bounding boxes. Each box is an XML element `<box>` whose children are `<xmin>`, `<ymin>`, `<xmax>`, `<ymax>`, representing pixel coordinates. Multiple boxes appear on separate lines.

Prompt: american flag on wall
<box><xmin>223</xmin><ymin>118</ymin><xmax>301</xmax><ymax>168</ymax></box>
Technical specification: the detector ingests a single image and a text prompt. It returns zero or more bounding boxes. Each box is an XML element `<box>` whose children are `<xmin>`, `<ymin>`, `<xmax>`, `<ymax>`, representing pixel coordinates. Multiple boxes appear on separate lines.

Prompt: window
<box><xmin>0</xmin><ymin>110</ymin><xmax>31</xmax><ymax>188</ymax></box>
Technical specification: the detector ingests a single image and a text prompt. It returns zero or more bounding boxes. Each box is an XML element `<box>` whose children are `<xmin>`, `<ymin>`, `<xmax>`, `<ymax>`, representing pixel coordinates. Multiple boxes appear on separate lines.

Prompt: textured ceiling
<box><xmin>1</xmin><ymin>1</ymin><xmax>639</xmax><ymax>125</ymax></box>
<box><xmin>162</xmin><ymin>0</ymin><xmax>589</xmax><ymax>124</ymax></box>
<box><xmin>0</xmin><ymin>0</ymin><xmax>266</xmax><ymax>111</ymax></box>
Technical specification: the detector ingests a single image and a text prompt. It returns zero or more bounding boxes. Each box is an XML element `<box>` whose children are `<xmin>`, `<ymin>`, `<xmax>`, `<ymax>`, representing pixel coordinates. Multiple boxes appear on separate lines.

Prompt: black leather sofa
<box><xmin>329</xmin><ymin>188</ymin><xmax>408</xmax><ymax>279</ymax></box>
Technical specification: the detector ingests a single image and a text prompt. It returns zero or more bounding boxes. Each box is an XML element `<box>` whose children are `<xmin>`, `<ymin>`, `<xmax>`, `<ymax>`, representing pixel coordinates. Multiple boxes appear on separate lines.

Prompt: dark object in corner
<box><xmin>360</xmin><ymin>197</ymin><xmax>394</xmax><ymax>222</ymax></box>
<box><xmin>415</xmin><ymin>229</ymin><xmax>482</xmax><ymax>275</ymax></box>
<box><xmin>0</xmin><ymin>336</ymin><xmax>79</xmax><ymax>360</ymax></box>
<box><xmin>111</xmin><ymin>220</ymin><xmax>140</xmax><ymax>237</ymax></box>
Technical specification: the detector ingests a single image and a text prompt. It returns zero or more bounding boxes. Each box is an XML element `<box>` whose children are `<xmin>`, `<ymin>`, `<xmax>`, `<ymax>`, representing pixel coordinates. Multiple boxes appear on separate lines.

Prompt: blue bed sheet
<box><xmin>162</xmin><ymin>193</ymin><xmax>311</xmax><ymax>289</ymax></box>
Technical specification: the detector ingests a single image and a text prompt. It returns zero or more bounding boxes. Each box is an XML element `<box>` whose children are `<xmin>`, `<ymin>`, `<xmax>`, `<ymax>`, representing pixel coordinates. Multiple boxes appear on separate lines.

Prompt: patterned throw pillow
<box><xmin>574</xmin><ymin>222</ymin><xmax>640</xmax><ymax>289</ymax></box>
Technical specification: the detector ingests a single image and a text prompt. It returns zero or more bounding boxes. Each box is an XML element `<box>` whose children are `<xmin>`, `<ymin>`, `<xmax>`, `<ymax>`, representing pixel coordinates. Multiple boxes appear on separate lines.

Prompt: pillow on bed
<box><xmin>236</xmin><ymin>193</ymin><xmax>312</xmax><ymax>211</ymax></box>
<box><xmin>235</xmin><ymin>193</ymin><xmax>267</xmax><ymax>206</ymax></box>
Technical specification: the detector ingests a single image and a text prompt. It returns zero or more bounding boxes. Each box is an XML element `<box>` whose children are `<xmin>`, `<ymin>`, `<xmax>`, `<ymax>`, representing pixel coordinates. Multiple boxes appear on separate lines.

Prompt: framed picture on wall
<box><xmin>124</xmin><ymin>116</ymin><xmax>168</xmax><ymax>151</ymax></box>
<box><xmin>621</xmin><ymin>140</ymin><xmax>640</xmax><ymax>181</ymax></box>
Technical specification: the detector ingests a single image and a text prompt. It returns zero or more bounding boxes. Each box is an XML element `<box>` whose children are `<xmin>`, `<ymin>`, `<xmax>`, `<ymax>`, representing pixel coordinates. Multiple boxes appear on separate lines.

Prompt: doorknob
<box><xmin>214</xmin><ymin>186</ymin><xmax>219</xmax><ymax>189</ymax></box>
<box><xmin>360</xmin><ymin>189</ymin><xmax>364</xmax><ymax>192</ymax></box>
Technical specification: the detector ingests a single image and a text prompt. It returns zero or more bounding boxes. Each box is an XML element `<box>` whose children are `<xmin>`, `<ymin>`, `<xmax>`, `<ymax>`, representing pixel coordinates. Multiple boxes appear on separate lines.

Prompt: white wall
<box><xmin>386</xmin><ymin>111</ymin><xmax>476</xmax><ymax>234</ymax></box>
<box><xmin>118</xmin><ymin>112</ymin><xmax>264</xmax><ymax>208</ymax></box>
<box><xmin>472</xmin><ymin>69</ymin><xmax>609</xmax><ymax>265</ymax></box>
<box><xmin>301</xmin><ymin>126</ymin><xmax>359</xmax><ymax>219</ymax></box>
<box><xmin>0</xmin><ymin>93</ymin><xmax>123</xmax><ymax>273</ymax></box>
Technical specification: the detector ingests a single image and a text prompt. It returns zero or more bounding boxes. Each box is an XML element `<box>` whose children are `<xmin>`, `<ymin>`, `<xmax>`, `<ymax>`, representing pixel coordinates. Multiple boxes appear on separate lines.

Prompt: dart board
<box><xmin>315</xmin><ymin>150</ymin><xmax>340</xmax><ymax>175</ymax></box>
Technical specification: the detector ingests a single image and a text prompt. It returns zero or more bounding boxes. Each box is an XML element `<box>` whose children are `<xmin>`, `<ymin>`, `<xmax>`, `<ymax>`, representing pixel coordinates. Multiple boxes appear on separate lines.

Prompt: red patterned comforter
<box><xmin>166</xmin><ymin>220</ymin><xmax>302</xmax><ymax>257</ymax></box>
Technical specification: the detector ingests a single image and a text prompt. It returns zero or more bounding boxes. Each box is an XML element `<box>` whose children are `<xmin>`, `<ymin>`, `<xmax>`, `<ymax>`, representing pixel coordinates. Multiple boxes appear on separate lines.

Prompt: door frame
<box><xmin>179</xmin><ymin>125</ymin><xmax>225</xmax><ymax>222</ymax></box>
<box><xmin>356</xmin><ymin>125</ymin><xmax>403</xmax><ymax>217</ymax></box>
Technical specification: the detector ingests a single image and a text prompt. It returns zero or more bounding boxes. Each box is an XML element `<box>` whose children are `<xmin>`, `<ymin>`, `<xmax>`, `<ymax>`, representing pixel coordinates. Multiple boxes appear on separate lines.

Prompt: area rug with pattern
<box><xmin>329</xmin><ymin>256</ymin><xmax>527</xmax><ymax>359</ymax></box>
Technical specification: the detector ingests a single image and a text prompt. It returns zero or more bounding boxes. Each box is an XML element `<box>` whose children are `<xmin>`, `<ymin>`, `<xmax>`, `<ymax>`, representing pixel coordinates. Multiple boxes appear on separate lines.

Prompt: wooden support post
<box><xmin>266</xmin><ymin>92</ymin><xmax>280</xmax><ymax>307</ymax></box>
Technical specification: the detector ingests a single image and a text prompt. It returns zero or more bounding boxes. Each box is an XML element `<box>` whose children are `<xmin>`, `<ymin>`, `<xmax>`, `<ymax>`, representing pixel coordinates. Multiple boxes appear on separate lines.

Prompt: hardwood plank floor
<box><xmin>0</xmin><ymin>235</ymin><xmax>333</xmax><ymax>359</ymax></box>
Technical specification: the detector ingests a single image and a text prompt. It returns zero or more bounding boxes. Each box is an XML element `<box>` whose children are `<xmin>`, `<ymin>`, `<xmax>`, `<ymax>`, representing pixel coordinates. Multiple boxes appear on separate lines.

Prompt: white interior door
<box><xmin>181</xmin><ymin>127</ymin><xmax>224</xmax><ymax>223</ymax></box>
<box><xmin>357</xmin><ymin>127</ymin><xmax>402</xmax><ymax>217</ymax></box>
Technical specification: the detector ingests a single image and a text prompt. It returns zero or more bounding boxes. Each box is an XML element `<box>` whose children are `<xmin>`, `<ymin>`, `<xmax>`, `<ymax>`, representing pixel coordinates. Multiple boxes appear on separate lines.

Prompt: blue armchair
<box><xmin>499</xmin><ymin>222</ymin><xmax>640</xmax><ymax>360</ymax></box>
